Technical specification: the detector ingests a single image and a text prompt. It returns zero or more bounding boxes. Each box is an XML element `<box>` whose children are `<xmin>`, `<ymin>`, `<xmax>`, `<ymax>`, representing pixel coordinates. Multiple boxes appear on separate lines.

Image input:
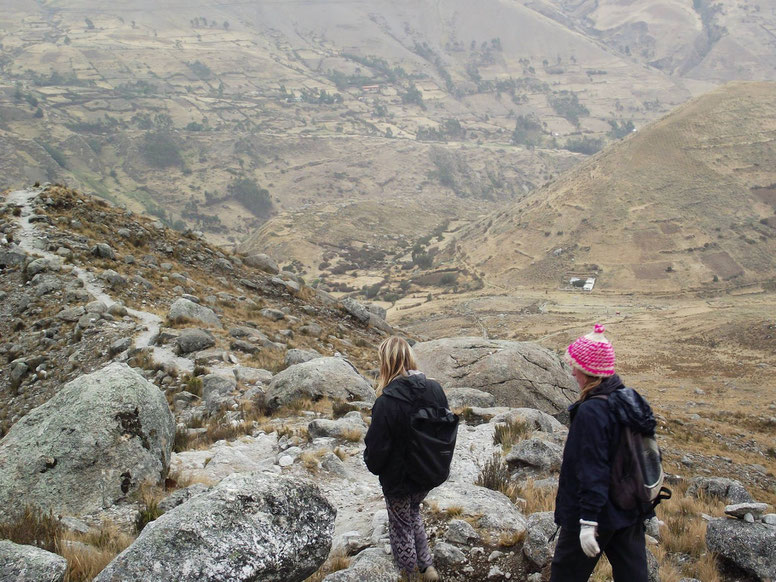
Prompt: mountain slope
<box><xmin>455</xmin><ymin>82</ymin><xmax>776</xmax><ymax>292</ymax></box>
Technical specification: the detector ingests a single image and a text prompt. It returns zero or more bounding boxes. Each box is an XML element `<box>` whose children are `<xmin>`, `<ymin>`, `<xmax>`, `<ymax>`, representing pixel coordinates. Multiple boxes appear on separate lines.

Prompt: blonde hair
<box><xmin>376</xmin><ymin>336</ymin><xmax>418</xmax><ymax>396</ymax></box>
<box><xmin>578</xmin><ymin>374</ymin><xmax>602</xmax><ymax>402</ymax></box>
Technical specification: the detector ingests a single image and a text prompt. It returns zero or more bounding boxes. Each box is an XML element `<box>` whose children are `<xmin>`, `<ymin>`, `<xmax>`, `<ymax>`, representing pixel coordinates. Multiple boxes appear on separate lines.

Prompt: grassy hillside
<box><xmin>455</xmin><ymin>82</ymin><xmax>776</xmax><ymax>293</ymax></box>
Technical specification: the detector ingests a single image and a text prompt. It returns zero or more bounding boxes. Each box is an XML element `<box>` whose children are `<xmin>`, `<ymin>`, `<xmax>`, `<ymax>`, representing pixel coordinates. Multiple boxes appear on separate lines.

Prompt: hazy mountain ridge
<box><xmin>454</xmin><ymin>81</ymin><xmax>776</xmax><ymax>293</ymax></box>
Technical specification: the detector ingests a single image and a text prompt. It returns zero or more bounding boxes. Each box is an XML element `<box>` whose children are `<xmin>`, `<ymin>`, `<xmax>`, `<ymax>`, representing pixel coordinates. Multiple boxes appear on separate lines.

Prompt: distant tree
<box><xmin>228</xmin><ymin>178</ymin><xmax>272</xmax><ymax>217</ymax></box>
<box><xmin>511</xmin><ymin>115</ymin><xmax>544</xmax><ymax>147</ymax></box>
<box><xmin>607</xmin><ymin>119</ymin><xmax>635</xmax><ymax>139</ymax></box>
<box><xmin>140</xmin><ymin>131</ymin><xmax>183</xmax><ymax>168</ymax></box>
<box><xmin>84</xmin><ymin>17</ymin><xmax>94</xmax><ymax>29</ymax></box>
<box><xmin>223</xmin><ymin>21</ymin><xmax>229</xmax><ymax>30</ymax></box>
<box><xmin>564</xmin><ymin>136</ymin><xmax>603</xmax><ymax>155</ymax></box>
<box><xmin>401</xmin><ymin>84</ymin><xmax>424</xmax><ymax>108</ymax></box>
<box><xmin>33</xmin><ymin>107</ymin><xmax>43</xmax><ymax>118</ymax></box>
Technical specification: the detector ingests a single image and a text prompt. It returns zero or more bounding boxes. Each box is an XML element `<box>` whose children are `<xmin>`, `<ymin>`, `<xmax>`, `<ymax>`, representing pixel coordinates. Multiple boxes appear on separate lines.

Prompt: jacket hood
<box><xmin>383</xmin><ymin>372</ymin><xmax>428</xmax><ymax>404</ymax></box>
<box><xmin>608</xmin><ymin>385</ymin><xmax>656</xmax><ymax>434</ymax></box>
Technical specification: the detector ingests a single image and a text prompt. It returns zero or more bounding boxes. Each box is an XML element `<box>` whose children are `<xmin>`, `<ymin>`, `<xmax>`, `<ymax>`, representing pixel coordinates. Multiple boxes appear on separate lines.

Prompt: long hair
<box><xmin>578</xmin><ymin>374</ymin><xmax>602</xmax><ymax>402</ymax></box>
<box><xmin>376</xmin><ymin>336</ymin><xmax>418</xmax><ymax>396</ymax></box>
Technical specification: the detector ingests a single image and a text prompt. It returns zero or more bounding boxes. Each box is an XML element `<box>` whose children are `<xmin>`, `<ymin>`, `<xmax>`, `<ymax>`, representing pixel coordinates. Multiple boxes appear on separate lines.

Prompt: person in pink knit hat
<box><xmin>550</xmin><ymin>324</ymin><xmax>657</xmax><ymax>581</ymax></box>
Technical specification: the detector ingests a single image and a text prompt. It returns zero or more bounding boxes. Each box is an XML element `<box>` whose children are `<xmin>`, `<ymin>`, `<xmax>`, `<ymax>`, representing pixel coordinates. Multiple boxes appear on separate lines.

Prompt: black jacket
<box><xmin>554</xmin><ymin>374</ymin><xmax>655</xmax><ymax>530</ymax></box>
<box><xmin>363</xmin><ymin>373</ymin><xmax>449</xmax><ymax>497</ymax></box>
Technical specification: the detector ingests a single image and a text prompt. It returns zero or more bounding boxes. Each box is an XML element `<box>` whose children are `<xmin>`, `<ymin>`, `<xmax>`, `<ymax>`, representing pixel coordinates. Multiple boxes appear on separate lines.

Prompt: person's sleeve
<box><xmin>363</xmin><ymin>397</ymin><xmax>392</xmax><ymax>475</ymax></box>
<box><xmin>574</xmin><ymin>402</ymin><xmax>612</xmax><ymax>522</ymax></box>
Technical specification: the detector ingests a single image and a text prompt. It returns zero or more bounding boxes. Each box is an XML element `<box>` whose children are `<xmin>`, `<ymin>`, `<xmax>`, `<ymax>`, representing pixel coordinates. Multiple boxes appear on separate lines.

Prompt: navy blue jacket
<box><xmin>363</xmin><ymin>373</ymin><xmax>448</xmax><ymax>497</ymax></box>
<box><xmin>554</xmin><ymin>374</ymin><xmax>655</xmax><ymax>530</ymax></box>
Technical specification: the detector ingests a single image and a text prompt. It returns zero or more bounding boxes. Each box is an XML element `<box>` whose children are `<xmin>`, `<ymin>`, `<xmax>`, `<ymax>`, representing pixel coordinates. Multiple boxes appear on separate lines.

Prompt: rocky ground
<box><xmin>0</xmin><ymin>185</ymin><xmax>775</xmax><ymax>582</ymax></box>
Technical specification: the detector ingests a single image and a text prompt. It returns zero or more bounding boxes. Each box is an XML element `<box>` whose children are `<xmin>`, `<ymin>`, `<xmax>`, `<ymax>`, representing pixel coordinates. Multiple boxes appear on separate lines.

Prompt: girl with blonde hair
<box><xmin>364</xmin><ymin>336</ymin><xmax>452</xmax><ymax>581</ymax></box>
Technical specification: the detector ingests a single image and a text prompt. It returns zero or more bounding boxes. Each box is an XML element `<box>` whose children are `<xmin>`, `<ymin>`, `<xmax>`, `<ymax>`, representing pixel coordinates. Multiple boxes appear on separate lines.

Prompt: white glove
<box><xmin>579</xmin><ymin>520</ymin><xmax>600</xmax><ymax>558</ymax></box>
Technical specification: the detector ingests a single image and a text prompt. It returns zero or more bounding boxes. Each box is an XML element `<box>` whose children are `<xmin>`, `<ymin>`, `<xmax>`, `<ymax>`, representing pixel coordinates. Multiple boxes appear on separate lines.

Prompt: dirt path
<box><xmin>6</xmin><ymin>187</ymin><xmax>195</xmax><ymax>373</ymax></box>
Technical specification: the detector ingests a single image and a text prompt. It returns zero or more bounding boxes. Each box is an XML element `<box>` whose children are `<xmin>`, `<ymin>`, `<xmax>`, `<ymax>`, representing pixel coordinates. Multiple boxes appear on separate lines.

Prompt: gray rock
<box><xmin>320</xmin><ymin>453</ymin><xmax>348</xmax><ymax>477</ymax></box>
<box><xmin>490</xmin><ymin>408</ymin><xmax>567</xmax><ymax>434</ymax></box>
<box><xmin>230</xmin><ymin>339</ymin><xmax>259</xmax><ymax>354</ymax></box>
<box><xmin>434</xmin><ymin>542</ymin><xmax>467</xmax><ymax>566</ymax></box>
<box><xmin>285</xmin><ymin>348</ymin><xmax>322</xmax><ymax>367</ymax></box>
<box><xmin>202</xmin><ymin>374</ymin><xmax>238</xmax><ymax>412</ymax></box>
<box><xmin>267</xmin><ymin>358</ymin><xmax>375</xmax><ymax>411</ymax></box>
<box><xmin>647</xmin><ymin>549</ymin><xmax>660</xmax><ymax>582</ymax></box>
<box><xmin>92</xmin><ymin>243</ymin><xmax>115</xmax><ymax>259</ymax></box>
<box><xmin>108</xmin><ymin>303</ymin><xmax>128</xmax><ymax>317</ymax></box>
<box><xmin>366</xmin><ymin>303</ymin><xmax>387</xmax><ymax>320</ymax></box>
<box><xmin>157</xmin><ymin>483</ymin><xmax>211</xmax><ymax>513</ymax></box>
<box><xmin>505</xmin><ymin>437</ymin><xmax>563</xmax><ymax>472</ymax></box>
<box><xmin>95</xmin><ymin>472</ymin><xmax>335</xmax><ymax>582</ymax></box>
<box><xmin>426</xmin><ymin>482</ymin><xmax>527</xmax><ymax>539</ymax></box>
<box><xmin>446</xmin><ymin>387</ymin><xmax>497</xmax><ymax>409</ymax></box>
<box><xmin>168</xmin><ymin>298</ymin><xmax>222</xmax><ymax>328</ymax></box>
<box><xmin>101</xmin><ymin>269</ymin><xmax>126</xmax><ymax>287</ymax></box>
<box><xmin>764</xmin><ymin>514</ymin><xmax>776</xmax><ymax>525</ymax></box>
<box><xmin>725</xmin><ymin>502</ymin><xmax>769</xmax><ymax>520</ymax></box>
<box><xmin>26</xmin><ymin>257</ymin><xmax>56</xmax><ymax>276</ymax></box>
<box><xmin>413</xmin><ymin>337</ymin><xmax>576</xmax><ymax>414</ymax></box>
<box><xmin>57</xmin><ymin>305</ymin><xmax>85</xmax><ymax>322</ymax></box>
<box><xmin>686</xmin><ymin>477</ymin><xmax>753</xmax><ymax>504</ymax></box>
<box><xmin>341</xmin><ymin>298</ymin><xmax>370</xmax><ymax>323</ymax></box>
<box><xmin>176</xmin><ymin>329</ymin><xmax>216</xmax><ymax>354</ymax></box>
<box><xmin>0</xmin><ymin>540</ymin><xmax>67</xmax><ymax>582</ymax></box>
<box><xmin>706</xmin><ymin>518</ymin><xmax>776</xmax><ymax>580</ymax></box>
<box><xmin>244</xmin><ymin>253</ymin><xmax>279</xmax><ymax>274</ymax></box>
<box><xmin>299</xmin><ymin>323</ymin><xmax>323</xmax><ymax>337</ymax></box>
<box><xmin>260</xmin><ymin>308</ymin><xmax>285</xmax><ymax>321</ymax></box>
<box><xmin>308</xmin><ymin>411</ymin><xmax>367</xmax><ymax>440</ymax></box>
<box><xmin>0</xmin><ymin>363</ymin><xmax>174</xmax><ymax>519</ymax></box>
<box><xmin>110</xmin><ymin>337</ymin><xmax>132</xmax><ymax>355</ymax></box>
<box><xmin>523</xmin><ymin>511</ymin><xmax>557</xmax><ymax>568</ymax></box>
<box><xmin>233</xmin><ymin>366</ymin><xmax>273</xmax><ymax>385</ymax></box>
<box><xmin>322</xmin><ymin>548</ymin><xmax>400</xmax><ymax>582</ymax></box>
<box><xmin>446</xmin><ymin>519</ymin><xmax>480</xmax><ymax>544</ymax></box>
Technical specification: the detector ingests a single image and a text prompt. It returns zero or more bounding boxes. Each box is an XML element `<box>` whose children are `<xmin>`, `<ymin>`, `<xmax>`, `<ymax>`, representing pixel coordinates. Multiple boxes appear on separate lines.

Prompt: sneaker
<box><xmin>421</xmin><ymin>566</ymin><xmax>439</xmax><ymax>581</ymax></box>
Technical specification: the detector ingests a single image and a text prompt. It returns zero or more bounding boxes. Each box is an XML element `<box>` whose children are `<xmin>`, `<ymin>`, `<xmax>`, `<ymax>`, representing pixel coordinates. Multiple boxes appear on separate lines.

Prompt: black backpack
<box><xmin>593</xmin><ymin>392</ymin><xmax>672</xmax><ymax>513</ymax></box>
<box><xmin>391</xmin><ymin>381</ymin><xmax>459</xmax><ymax>491</ymax></box>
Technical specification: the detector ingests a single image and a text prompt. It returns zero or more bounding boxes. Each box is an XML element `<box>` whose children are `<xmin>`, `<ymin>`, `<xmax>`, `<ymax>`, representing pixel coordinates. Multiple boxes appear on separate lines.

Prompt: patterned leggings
<box><xmin>384</xmin><ymin>491</ymin><xmax>433</xmax><ymax>575</ymax></box>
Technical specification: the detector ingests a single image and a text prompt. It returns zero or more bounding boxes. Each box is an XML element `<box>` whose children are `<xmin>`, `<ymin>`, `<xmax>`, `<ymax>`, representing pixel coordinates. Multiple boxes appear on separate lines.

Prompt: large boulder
<box><xmin>413</xmin><ymin>338</ymin><xmax>576</xmax><ymax>414</ymax></box>
<box><xmin>686</xmin><ymin>477</ymin><xmax>753</xmax><ymax>504</ymax></box>
<box><xmin>706</xmin><ymin>518</ymin><xmax>776</xmax><ymax>580</ymax></box>
<box><xmin>0</xmin><ymin>540</ymin><xmax>67</xmax><ymax>582</ymax></box>
<box><xmin>94</xmin><ymin>472</ymin><xmax>336</xmax><ymax>582</ymax></box>
<box><xmin>0</xmin><ymin>363</ymin><xmax>174</xmax><ymax>519</ymax></box>
<box><xmin>176</xmin><ymin>329</ymin><xmax>216</xmax><ymax>354</ymax></box>
<box><xmin>505</xmin><ymin>437</ymin><xmax>563</xmax><ymax>472</ymax></box>
<box><xmin>168</xmin><ymin>298</ymin><xmax>222</xmax><ymax>328</ymax></box>
<box><xmin>341</xmin><ymin>298</ymin><xmax>370</xmax><ymax>323</ymax></box>
<box><xmin>266</xmin><ymin>358</ymin><xmax>375</xmax><ymax>411</ymax></box>
<box><xmin>243</xmin><ymin>253</ymin><xmax>279</xmax><ymax>274</ymax></box>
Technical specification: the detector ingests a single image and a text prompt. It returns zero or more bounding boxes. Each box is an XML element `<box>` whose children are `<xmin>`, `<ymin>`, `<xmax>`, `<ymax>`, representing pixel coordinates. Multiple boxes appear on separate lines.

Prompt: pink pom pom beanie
<box><xmin>566</xmin><ymin>324</ymin><xmax>616</xmax><ymax>377</ymax></box>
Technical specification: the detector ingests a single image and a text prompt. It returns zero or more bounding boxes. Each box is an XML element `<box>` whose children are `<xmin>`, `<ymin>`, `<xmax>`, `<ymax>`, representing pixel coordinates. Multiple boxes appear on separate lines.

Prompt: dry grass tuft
<box><xmin>497</xmin><ymin>529</ymin><xmax>526</xmax><ymax>547</ymax></box>
<box><xmin>475</xmin><ymin>453</ymin><xmax>520</xmax><ymax>503</ymax></box>
<box><xmin>493</xmin><ymin>418</ymin><xmax>529</xmax><ymax>452</ymax></box>
<box><xmin>61</xmin><ymin>521</ymin><xmax>135</xmax><ymax>582</ymax></box>
<box><xmin>341</xmin><ymin>428</ymin><xmax>364</xmax><ymax>443</ymax></box>
<box><xmin>303</xmin><ymin>550</ymin><xmax>351</xmax><ymax>582</ymax></box>
<box><xmin>247</xmin><ymin>349</ymin><xmax>288</xmax><ymax>374</ymax></box>
<box><xmin>514</xmin><ymin>479</ymin><xmax>557</xmax><ymax>514</ymax></box>
<box><xmin>0</xmin><ymin>505</ymin><xmax>62</xmax><ymax>553</ymax></box>
<box><xmin>333</xmin><ymin>447</ymin><xmax>347</xmax><ymax>461</ymax></box>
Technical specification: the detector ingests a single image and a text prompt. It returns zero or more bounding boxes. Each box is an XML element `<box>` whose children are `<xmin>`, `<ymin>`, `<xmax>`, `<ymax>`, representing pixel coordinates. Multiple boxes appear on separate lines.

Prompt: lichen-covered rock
<box><xmin>168</xmin><ymin>298</ymin><xmax>222</xmax><ymax>328</ymax></box>
<box><xmin>341</xmin><ymin>298</ymin><xmax>371</xmax><ymax>323</ymax></box>
<box><xmin>322</xmin><ymin>548</ymin><xmax>400</xmax><ymax>582</ymax></box>
<box><xmin>505</xmin><ymin>437</ymin><xmax>563</xmax><ymax>472</ymax></box>
<box><xmin>285</xmin><ymin>348</ymin><xmax>322</xmax><ymax>367</ymax></box>
<box><xmin>725</xmin><ymin>502</ymin><xmax>769</xmax><ymax>520</ymax></box>
<box><xmin>686</xmin><ymin>477</ymin><xmax>753</xmax><ymax>504</ymax></box>
<box><xmin>413</xmin><ymin>338</ymin><xmax>576</xmax><ymax>414</ymax></box>
<box><xmin>308</xmin><ymin>411</ymin><xmax>367</xmax><ymax>440</ymax></box>
<box><xmin>0</xmin><ymin>540</ymin><xmax>67</xmax><ymax>582</ymax></box>
<box><xmin>266</xmin><ymin>358</ymin><xmax>375</xmax><ymax>411</ymax></box>
<box><xmin>523</xmin><ymin>511</ymin><xmax>557</xmax><ymax>568</ymax></box>
<box><xmin>94</xmin><ymin>472</ymin><xmax>335</xmax><ymax>582</ymax></box>
<box><xmin>176</xmin><ymin>328</ymin><xmax>215</xmax><ymax>354</ymax></box>
<box><xmin>426</xmin><ymin>482</ymin><xmax>527</xmax><ymax>539</ymax></box>
<box><xmin>706</xmin><ymin>518</ymin><xmax>776</xmax><ymax>580</ymax></box>
<box><xmin>0</xmin><ymin>363</ymin><xmax>174</xmax><ymax>519</ymax></box>
<box><xmin>445</xmin><ymin>387</ymin><xmax>497</xmax><ymax>409</ymax></box>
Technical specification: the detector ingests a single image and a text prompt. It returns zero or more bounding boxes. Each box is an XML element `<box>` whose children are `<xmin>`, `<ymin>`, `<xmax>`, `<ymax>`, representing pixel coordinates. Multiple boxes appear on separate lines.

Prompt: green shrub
<box><xmin>140</xmin><ymin>132</ymin><xmax>183</xmax><ymax>168</ymax></box>
<box><xmin>228</xmin><ymin>177</ymin><xmax>272</xmax><ymax>216</ymax></box>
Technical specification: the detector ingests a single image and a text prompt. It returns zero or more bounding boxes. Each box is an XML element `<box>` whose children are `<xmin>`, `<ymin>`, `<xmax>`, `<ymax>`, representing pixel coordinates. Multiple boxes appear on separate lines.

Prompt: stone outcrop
<box><xmin>706</xmin><ymin>518</ymin><xmax>776</xmax><ymax>580</ymax></box>
<box><xmin>322</xmin><ymin>548</ymin><xmax>400</xmax><ymax>582</ymax></box>
<box><xmin>168</xmin><ymin>298</ymin><xmax>222</xmax><ymax>328</ymax></box>
<box><xmin>522</xmin><ymin>511</ymin><xmax>557</xmax><ymax>569</ymax></box>
<box><xmin>266</xmin><ymin>358</ymin><xmax>375</xmax><ymax>411</ymax></box>
<box><xmin>243</xmin><ymin>253</ymin><xmax>279</xmax><ymax>274</ymax></box>
<box><xmin>0</xmin><ymin>540</ymin><xmax>67</xmax><ymax>582</ymax></box>
<box><xmin>686</xmin><ymin>477</ymin><xmax>753</xmax><ymax>504</ymax></box>
<box><xmin>0</xmin><ymin>363</ymin><xmax>174</xmax><ymax>519</ymax></box>
<box><xmin>413</xmin><ymin>338</ymin><xmax>576</xmax><ymax>414</ymax></box>
<box><xmin>94</xmin><ymin>472</ymin><xmax>336</xmax><ymax>582</ymax></box>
